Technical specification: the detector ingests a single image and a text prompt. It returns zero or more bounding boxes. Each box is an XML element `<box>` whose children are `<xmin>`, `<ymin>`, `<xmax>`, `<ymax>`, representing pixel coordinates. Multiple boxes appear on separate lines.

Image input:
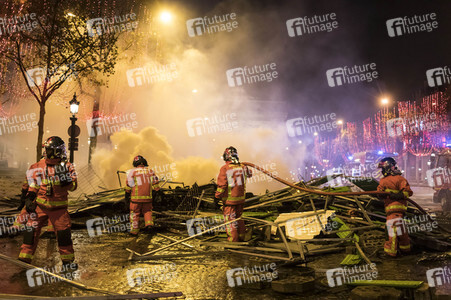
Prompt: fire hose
<box><xmin>241</xmin><ymin>162</ymin><xmax>449</xmax><ymax>233</ymax></box>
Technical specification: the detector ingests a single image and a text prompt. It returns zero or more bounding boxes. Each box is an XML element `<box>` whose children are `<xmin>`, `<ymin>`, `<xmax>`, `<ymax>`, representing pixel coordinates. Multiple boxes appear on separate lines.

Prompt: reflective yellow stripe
<box><xmin>385</xmin><ymin>205</ymin><xmax>407</xmax><ymax>212</ymax></box>
<box><xmin>145</xmin><ymin>220</ymin><xmax>153</xmax><ymax>225</ymax></box>
<box><xmin>225</xmin><ymin>196</ymin><xmax>245</xmax><ymax>201</ymax></box>
<box><xmin>36</xmin><ymin>197</ymin><xmax>68</xmax><ymax>207</ymax></box>
<box><xmin>216</xmin><ymin>188</ymin><xmax>225</xmax><ymax>193</ymax></box>
<box><xmin>399</xmin><ymin>244</ymin><xmax>411</xmax><ymax>249</ymax></box>
<box><xmin>69</xmin><ymin>182</ymin><xmax>76</xmax><ymax>191</ymax></box>
<box><xmin>30</xmin><ymin>183</ymin><xmax>40</xmax><ymax>189</ymax></box>
<box><xmin>384</xmin><ymin>247</ymin><xmax>397</xmax><ymax>254</ymax></box>
<box><xmin>19</xmin><ymin>252</ymin><xmax>34</xmax><ymax>259</ymax></box>
<box><xmin>131</xmin><ymin>196</ymin><xmax>152</xmax><ymax>199</ymax></box>
<box><xmin>385</xmin><ymin>188</ymin><xmax>409</xmax><ymax>198</ymax></box>
<box><xmin>60</xmin><ymin>254</ymin><xmax>74</xmax><ymax>260</ymax></box>
<box><xmin>124</xmin><ymin>186</ymin><xmax>132</xmax><ymax>191</ymax></box>
<box><xmin>390</xmin><ymin>226</ymin><xmax>397</xmax><ymax>253</ymax></box>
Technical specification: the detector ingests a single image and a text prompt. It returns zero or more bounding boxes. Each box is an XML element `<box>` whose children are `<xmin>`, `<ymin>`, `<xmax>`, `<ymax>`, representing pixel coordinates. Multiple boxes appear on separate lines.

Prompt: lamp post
<box><xmin>68</xmin><ymin>93</ymin><xmax>80</xmax><ymax>163</ymax></box>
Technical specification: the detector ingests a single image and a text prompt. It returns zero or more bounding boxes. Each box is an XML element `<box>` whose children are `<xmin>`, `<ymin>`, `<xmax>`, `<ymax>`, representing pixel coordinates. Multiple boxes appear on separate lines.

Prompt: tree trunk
<box><xmin>88</xmin><ymin>87</ymin><xmax>102</xmax><ymax>164</ymax></box>
<box><xmin>36</xmin><ymin>101</ymin><xmax>46</xmax><ymax>161</ymax></box>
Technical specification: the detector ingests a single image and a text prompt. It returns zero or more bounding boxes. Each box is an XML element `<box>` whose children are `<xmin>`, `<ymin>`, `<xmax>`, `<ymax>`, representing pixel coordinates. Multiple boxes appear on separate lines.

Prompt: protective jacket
<box><xmin>377</xmin><ymin>174</ymin><xmax>413</xmax><ymax>214</ymax></box>
<box><xmin>26</xmin><ymin>158</ymin><xmax>77</xmax><ymax>209</ymax></box>
<box><xmin>125</xmin><ymin>166</ymin><xmax>160</xmax><ymax>202</ymax></box>
<box><xmin>215</xmin><ymin>162</ymin><xmax>252</xmax><ymax>205</ymax></box>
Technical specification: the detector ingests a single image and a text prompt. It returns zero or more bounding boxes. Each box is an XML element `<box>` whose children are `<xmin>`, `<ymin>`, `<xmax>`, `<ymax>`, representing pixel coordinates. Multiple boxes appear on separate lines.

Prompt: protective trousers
<box><xmin>129</xmin><ymin>202</ymin><xmax>153</xmax><ymax>235</ymax></box>
<box><xmin>19</xmin><ymin>205</ymin><xmax>74</xmax><ymax>263</ymax></box>
<box><xmin>223</xmin><ymin>204</ymin><xmax>245</xmax><ymax>242</ymax></box>
<box><xmin>384</xmin><ymin>212</ymin><xmax>411</xmax><ymax>256</ymax></box>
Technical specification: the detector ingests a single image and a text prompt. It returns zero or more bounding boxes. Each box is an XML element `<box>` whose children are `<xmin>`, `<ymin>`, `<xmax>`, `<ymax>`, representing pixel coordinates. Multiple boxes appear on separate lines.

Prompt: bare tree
<box><xmin>0</xmin><ymin>0</ymin><xmax>138</xmax><ymax>160</ymax></box>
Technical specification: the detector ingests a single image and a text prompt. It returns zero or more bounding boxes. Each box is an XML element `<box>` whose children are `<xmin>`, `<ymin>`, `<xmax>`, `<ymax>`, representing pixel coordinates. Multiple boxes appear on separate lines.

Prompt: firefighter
<box><xmin>214</xmin><ymin>146</ymin><xmax>252</xmax><ymax>242</ymax></box>
<box><xmin>18</xmin><ymin>136</ymin><xmax>77</xmax><ymax>266</ymax></box>
<box><xmin>377</xmin><ymin>157</ymin><xmax>413</xmax><ymax>257</ymax></box>
<box><xmin>124</xmin><ymin>155</ymin><xmax>160</xmax><ymax>236</ymax></box>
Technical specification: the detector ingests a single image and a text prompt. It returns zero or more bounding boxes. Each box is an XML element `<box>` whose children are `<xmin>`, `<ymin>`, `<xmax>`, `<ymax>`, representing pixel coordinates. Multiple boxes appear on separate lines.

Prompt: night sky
<box><xmin>170</xmin><ymin>0</ymin><xmax>451</xmax><ymax>122</ymax></box>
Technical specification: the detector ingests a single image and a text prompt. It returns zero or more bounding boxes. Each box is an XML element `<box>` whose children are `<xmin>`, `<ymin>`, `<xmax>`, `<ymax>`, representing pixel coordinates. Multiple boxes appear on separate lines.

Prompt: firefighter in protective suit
<box><xmin>215</xmin><ymin>147</ymin><xmax>252</xmax><ymax>242</ymax></box>
<box><xmin>377</xmin><ymin>157</ymin><xmax>413</xmax><ymax>257</ymax></box>
<box><xmin>124</xmin><ymin>155</ymin><xmax>160</xmax><ymax>236</ymax></box>
<box><xmin>19</xmin><ymin>137</ymin><xmax>77</xmax><ymax>265</ymax></box>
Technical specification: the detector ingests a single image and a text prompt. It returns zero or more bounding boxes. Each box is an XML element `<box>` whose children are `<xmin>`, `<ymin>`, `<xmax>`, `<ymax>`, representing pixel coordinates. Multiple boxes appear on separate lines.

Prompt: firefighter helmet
<box><xmin>378</xmin><ymin>157</ymin><xmax>399</xmax><ymax>176</ymax></box>
<box><xmin>43</xmin><ymin>136</ymin><xmax>66</xmax><ymax>159</ymax></box>
<box><xmin>133</xmin><ymin>155</ymin><xmax>148</xmax><ymax>167</ymax></box>
<box><xmin>223</xmin><ymin>146</ymin><xmax>239</xmax><ymax>163</ymax></box>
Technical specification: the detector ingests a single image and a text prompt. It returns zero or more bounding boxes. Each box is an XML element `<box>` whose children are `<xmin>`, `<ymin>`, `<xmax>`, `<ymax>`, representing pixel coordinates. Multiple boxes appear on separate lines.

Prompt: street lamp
<box><xmin>381</xmin><ymin>98</ymin><xmax>389</xmax><ymax>106</ymax></box>
<box><xmin>69</xmin><ymin>94</ymin><xmax>79</xmax><ymax>116</ymax></box>
<box><xmin>68</xmin><ymin>93</ymin><xmax>80</xmax><ymax>163</ymax></box>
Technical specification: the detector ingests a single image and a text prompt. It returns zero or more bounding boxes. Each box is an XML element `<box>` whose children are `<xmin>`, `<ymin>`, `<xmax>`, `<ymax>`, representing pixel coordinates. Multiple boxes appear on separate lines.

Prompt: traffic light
<box><xmin>69</xmin><ymin>138</ymin><xmax>79</xmax><ymax>151</ymax></box>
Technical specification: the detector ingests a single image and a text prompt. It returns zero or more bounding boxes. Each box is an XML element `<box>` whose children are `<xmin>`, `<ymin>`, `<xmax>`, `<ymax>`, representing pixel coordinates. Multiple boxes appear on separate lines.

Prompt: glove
<box><xmin>390</xmin><ymin>192</ymin><xmax>405</xmax><ymax>200</ymax></box>
<box><xmin>17</xmin><ymin>189</ymin><xmax>27</xmax><ymax>210</ymax></box>
<box><xmin>213</xmin><ymin>197</ymin><xmax>222</xmax><ymax>210</ymax></box>
<box><xmin>55</xmin><ymin>163</ymin><xmax>72</xmax><ymax>187</ymax></box>
<box><xmin>25</xmin><ymin>192</ymin><xmax>37</xmax><ymax>213</ymax></box>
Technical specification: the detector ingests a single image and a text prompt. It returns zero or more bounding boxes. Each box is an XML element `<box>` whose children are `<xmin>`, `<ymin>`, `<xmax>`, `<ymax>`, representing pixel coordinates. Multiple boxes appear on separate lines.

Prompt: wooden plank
<box><xmin>347</xmin><ymin>280</ymin><xmax>424</xmax><ymax>288</ymax></box>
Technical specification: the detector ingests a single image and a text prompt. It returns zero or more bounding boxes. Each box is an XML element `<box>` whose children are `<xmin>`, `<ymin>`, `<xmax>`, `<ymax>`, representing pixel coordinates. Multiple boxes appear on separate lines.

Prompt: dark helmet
<box><xmin>43</xmin><ymin>136</ymin><xmax>66</xmax><ymax>159</ymax></box>
<box><xmin>223</xmin><ymin>146</ymin><xmax>239</xmax><ymax>163</ymax></box>
<box><xmin>133</xmin><ymin>155</ymin><xmax>148</xmax><ymax>167</ymax></box>
<box><xmin>378</xmin><ymin>157</ymin><xmax>399</xmax><ymax>177</ymax></box>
